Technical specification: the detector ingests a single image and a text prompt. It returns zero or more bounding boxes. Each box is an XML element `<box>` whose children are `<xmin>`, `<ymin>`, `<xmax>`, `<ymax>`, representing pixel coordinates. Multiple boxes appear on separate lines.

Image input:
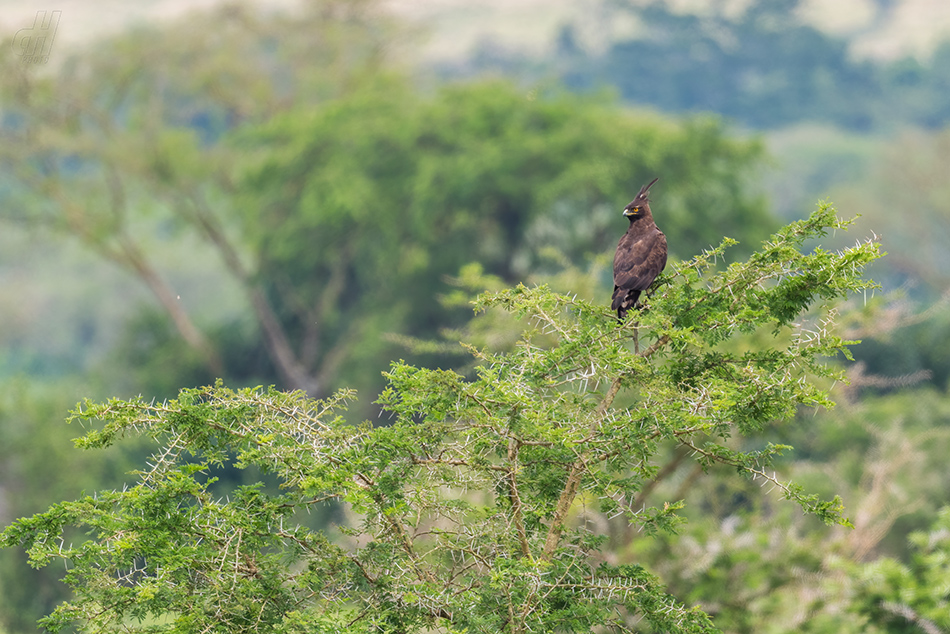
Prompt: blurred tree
<box><xmin>0</xmin><ymin>0</ymin><xmax>402</xmax><ymax>395</ymax></box>
<box><xmin>0</xmin><ymin>1</ymin><xmax>774</xmax><ymax>403</ymax></box>
<box><xmin>839</xmin><ymin>506</ymin><xmax>950</xmax><ymax>633</ymax></box>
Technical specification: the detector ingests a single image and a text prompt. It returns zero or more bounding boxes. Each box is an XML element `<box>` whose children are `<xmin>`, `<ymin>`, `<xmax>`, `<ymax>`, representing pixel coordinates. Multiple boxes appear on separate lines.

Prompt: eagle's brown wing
<box><xmin>612</xmin><ymin>230</ymin><xmax>668</xmax><ymax>316</ymax></box>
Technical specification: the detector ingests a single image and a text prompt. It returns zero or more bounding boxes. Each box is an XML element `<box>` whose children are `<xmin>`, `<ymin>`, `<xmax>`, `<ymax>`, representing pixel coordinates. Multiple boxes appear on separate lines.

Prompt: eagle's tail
<box><xmin>612</xmin><ymin>287</ymin><xmax>641</xmax><ymax>321</ymax></box>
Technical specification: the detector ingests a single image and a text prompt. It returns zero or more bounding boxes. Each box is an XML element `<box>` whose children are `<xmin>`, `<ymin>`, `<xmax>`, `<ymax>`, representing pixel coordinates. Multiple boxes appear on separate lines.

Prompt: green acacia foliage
<box><xmin>2</xmin><ymin>205</ymin><xmax>880</xmax><ymax>633</ymax></box>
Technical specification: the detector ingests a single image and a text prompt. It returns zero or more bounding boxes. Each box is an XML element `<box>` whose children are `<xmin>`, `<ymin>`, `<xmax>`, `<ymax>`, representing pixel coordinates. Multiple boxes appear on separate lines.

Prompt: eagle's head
<box><xmin>623</xmin><ymin>177</ymin><xmax>659</xmax><ymax>218</ymax></box>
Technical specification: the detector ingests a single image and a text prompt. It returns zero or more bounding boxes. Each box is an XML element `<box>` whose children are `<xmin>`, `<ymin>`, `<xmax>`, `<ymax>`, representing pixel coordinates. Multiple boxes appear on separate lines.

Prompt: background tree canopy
<box><xmin>0</xmin><ymin>12</ymin><xmax>774</xmax><ymax>406</ymax></box>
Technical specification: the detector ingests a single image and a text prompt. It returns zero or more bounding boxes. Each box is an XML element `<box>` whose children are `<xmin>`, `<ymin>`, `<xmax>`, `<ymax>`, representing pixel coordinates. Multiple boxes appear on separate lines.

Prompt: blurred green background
<box><xmin>2</xmin><ymin>0</ymin><xmax>950</xmax><ymax>631</ymax></box>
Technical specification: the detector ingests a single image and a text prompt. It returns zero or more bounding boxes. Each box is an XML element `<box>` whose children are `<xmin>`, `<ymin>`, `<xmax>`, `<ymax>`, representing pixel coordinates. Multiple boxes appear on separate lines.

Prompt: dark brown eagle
<box><xmin>611</xmin><ymin>177</ymin><xmax>668</xmax><ymax>319</ymax></box>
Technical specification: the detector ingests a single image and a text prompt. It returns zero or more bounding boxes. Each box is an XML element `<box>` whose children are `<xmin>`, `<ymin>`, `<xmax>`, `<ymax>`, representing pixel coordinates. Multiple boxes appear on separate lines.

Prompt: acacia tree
<box><xmin>2</xmin><ymin>205</ymin><xmax>880</xmax><ymax>633</ymax></box>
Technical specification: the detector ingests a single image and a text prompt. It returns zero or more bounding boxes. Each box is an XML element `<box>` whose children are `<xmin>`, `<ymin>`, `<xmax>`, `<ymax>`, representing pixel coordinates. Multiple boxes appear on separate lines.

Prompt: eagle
<box><xmin>611</xmin><ymin>177</ymin><xmax>668</xmax><ymax>320</ymax></box>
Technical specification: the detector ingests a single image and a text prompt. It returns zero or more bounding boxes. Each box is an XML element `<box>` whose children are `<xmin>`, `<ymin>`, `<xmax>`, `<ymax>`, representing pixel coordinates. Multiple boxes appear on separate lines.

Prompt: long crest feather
<box><xmin>628</xmin><ymin>177</ymin><xmax>659</xmax><ymax>208</ymax></box>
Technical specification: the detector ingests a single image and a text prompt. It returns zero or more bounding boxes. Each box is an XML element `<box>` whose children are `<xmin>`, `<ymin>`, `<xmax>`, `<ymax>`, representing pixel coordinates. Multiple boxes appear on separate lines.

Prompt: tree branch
<box><xmin>542</xmin><ymin>376</ymin><xmax>624</xmax><ymax>560</ymax></box>
<box><xmin>181</xmin><ymin>194</ymin><xmax>320</xmax><ymax>394</ymax></box>
<box><xmin>506</xmin><ymin>437</ymin><xmax>532</xmax><ymax>558</ymax></box>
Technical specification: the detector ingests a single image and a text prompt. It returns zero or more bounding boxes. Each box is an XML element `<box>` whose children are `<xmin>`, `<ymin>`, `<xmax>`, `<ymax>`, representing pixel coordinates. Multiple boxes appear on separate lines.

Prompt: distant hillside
<box><xmin>386</xmin><ymin>0</ymin><xmax>950</xmax><ymax>64</ymax></box>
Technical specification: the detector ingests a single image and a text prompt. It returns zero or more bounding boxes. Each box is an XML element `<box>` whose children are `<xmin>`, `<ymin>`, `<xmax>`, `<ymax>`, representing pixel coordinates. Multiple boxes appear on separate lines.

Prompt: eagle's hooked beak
<box><xmin>623</xmin><ymin>206</ymin><xmax>640</xmax><ymax>217</ymax></box>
